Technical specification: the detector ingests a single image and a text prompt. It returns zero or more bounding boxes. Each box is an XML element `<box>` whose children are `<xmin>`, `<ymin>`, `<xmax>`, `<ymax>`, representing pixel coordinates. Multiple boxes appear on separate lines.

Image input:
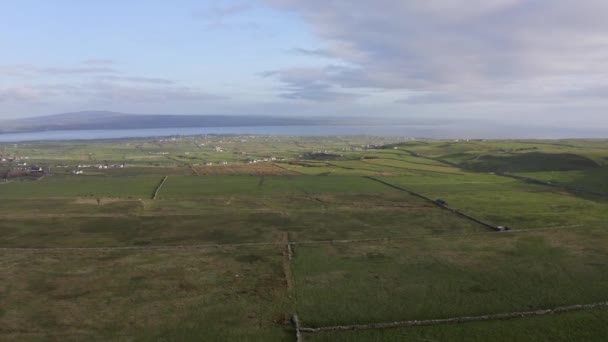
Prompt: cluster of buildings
<box><xmin>54</xmin><ymin>163</ymin><xmax>129</xmax><ymax>174</ymax></box>
<box><xmin>0</xmin><ymin>156</ymin><xmax>30</xmax><ymax>163</ymax></box>
<box><xmin>340</xmin><ymin>147</ymin><xmax>364</xmax><ymax>152</ymax></box>
<box><xmin>3</xmin><ymin>165</ymin><xmax>46</xmax><ymax>177</ymax></box>
<box><xmin>74</xmin><ymin>163</ymin><xmax>127</xmax><ymax>169</ymax></box>
<box><xmin>247</xmin><ymin>157</ymin><xmax>280</xmax><ymax>164</ymax></box>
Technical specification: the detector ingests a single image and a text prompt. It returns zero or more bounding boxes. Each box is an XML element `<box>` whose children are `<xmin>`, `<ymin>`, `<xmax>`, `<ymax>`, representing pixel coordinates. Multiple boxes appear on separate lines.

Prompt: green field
<box><xmin>516</xmin><ymin>168</ymin><xmax>608</xmax><ymax>193</ymax></box>
<box><xmin>1</xmin><ymin>137</ymin><xmax>608</xmax><ymax>340</ymax></box>
<box><xmin>1</xmin><ymin>247</ymin><xmax>291</xmax><ymax>341</ymax></box>
<box><xmin>293</xmin><ymin>228</ymin><xmax>608</xmax><ymax>326</ymax></box>
<box><xmin>159</xmin><ymin>175</ymin><xmax>396</xmax><ymax>198</ymax></box>
<box><xmin>307</xmin><ymin>307</ymin><xmax>608</xmax><ymax>341</ymax></box>
<box><xmin>380</xmin><ymin>176</ymin><xmax>608</xmax><ymax>228</ymax></box>
<box><xmin>0</xmin><ymin>176</ymin><xmax>161</xmax><ymax>199</ymax></box>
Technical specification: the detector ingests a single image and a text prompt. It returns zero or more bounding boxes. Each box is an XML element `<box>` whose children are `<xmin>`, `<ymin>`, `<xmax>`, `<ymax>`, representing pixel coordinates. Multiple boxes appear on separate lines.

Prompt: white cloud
<box><xmin>0</xmin><ymin>64</ymin><xmax>118</xmax><ymax>76</ymax></box>
<box><xmin>264</xmin><ymin>0</ymin><xmax>608</xmax><ymax>106</ymax></box>
<box><xmin>81</xmin><ymin>59</ymin><xmax>114</xmax><ymax>65</ymax></box>
<box><xmin>195</xmin><ymin>2</ymin><xmax>253</xmax><ymax>29</ymax></box>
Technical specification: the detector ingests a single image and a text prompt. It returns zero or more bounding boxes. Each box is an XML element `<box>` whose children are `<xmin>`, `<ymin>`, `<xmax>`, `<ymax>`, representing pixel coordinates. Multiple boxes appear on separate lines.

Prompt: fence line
<box><xmin>398</xmin><ymin>148</ymin><xmax>608</xmax><ymax>199</ymax></box>
<box><xmin>292</xmin><ymin>314</ymin><xmax>303</xmax><ymax>342</ymax></box>
<box><xmin>498</xmin><ymin>173</ymin><xmax>608</xmax><ymax>198</ymax></box>
<box><xmin>151</xmin><ymin>176</ymin><xmax>168</xmax><ymax>200</ymax></box>
<box><xmin>190</xmin><ymin>165</ymin><xmax>201</xmax><ymax>176</ymax></box>
<box><xmin>365</xmin><ymin>176</ymin><xmax>498</xmax><ymax>231</ymax></box>
<box><xmin>0</xmin><ymin>224</ymin><xmax>584</xmax><ymax>252</ymax></box>
<box><xmin>288</xmin><ymin>243</ymin><xmax>294</xmax><ymax>261</ymax></box>
<box><xmin>359</xmin><ymin>159</ymin><xmax>465</xmax><ymax>176</ymax></box>
<box><xmin>283</xmin><ymin>232</ymin><xmax>302</xmax><ymax>342</ymax></box>
<box><xmin>300</xmin><ymin>301</ymin><xmax>608</xmax><ymax>334</ymax></box>
<box><xmin>272</xmin><ymin>163</ymin><xmax>306</xmax><ymax>176</ymax></box>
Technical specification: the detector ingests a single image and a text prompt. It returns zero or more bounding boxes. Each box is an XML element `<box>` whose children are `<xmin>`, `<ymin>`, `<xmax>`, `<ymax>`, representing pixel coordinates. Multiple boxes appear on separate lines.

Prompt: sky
<box><xmin>1</xmin><ymin>0</ymin><xmax>608</xmax><ymax>130</ymax></box>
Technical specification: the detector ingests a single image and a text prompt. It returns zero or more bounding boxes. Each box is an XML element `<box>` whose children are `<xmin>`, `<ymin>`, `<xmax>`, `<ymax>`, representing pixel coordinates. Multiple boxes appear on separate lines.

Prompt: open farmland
<box><xmin>1</xmin><ymin>136</ymin><xmax>607</xmax><ymax>341</ymax></box>
<box><xmin>0</xmin><ymin>176</ymin><xmax>161</xmax><ymax>199</ymax></box>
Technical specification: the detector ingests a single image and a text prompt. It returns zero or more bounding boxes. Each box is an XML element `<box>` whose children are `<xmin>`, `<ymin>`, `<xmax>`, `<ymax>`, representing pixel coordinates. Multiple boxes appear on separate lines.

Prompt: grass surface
<box><xmin>0</xmin><ymin>176</ymin><xmax>161</xmax><ymax>199</ymax></box>
<box><xmin>2</xmin><ymin>137</ymin><xmax>608</xmax><ymax>341</ymax></box>
<box><xmin>0</xmin><ymin>247</ymin><xmax>292</xmax><ymax>341</ymax></box>
<box><xmin>159</xmin><ymin>175</ymin><xmax>397</xmax><ymax>198</ymax></box>
<box><xmin>306</xmin><ymin>306</ymin><xmax>608</xmax><ymax>341</ymax></box>
<box><xmin>516</xmin><ymin>168</ymin><xmax>608</xmax><ymax>193</ymax></box>
<box><xmin>293</xmin><ymin>227</ymin><xmax>608</xmax><ymax>327</ymax></box>
<box><xmin>380</xmin><ymin>175</ymin><xmax>608</xmax><ymax>228</ymax></box>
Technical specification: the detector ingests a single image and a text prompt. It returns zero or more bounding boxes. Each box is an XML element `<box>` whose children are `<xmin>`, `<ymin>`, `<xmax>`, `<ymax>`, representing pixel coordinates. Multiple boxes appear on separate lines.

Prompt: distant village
<box><xmin>1</xmin><ymin>134</ymin><xmax>405</xmax><ymax>181</ymax></box>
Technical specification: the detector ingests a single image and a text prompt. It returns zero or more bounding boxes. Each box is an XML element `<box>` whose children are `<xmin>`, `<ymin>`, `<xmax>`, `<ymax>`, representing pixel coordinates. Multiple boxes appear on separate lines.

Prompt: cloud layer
<box><xmin>3</xmin><ymin>0</ymin><xmax>608</xmax><ymax>130</ymax></box>
<box><xmin>0</xmin><ymin>60</ymin><xmax>220</xmax><ymax>107</ymax></box>
<box><xmin>264</xmin><ymin>0</ymin><xmax>608</xmax><ymax>105</ymax></box>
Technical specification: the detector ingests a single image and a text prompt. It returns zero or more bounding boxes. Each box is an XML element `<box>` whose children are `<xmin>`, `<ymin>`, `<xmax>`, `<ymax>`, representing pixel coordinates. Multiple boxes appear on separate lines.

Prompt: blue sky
<box><xmin>2</xmin><ymin>0</ymin><xmax>608</xmax><ymax>130</ymax></box>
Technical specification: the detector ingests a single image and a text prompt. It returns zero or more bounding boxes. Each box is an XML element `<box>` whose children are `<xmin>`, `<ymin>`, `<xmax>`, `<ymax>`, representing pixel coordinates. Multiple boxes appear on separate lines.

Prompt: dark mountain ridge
<box><xmin>0</xmin><ymin>111</ymin><xmax>333</xmax><ymax>133</ymax></box>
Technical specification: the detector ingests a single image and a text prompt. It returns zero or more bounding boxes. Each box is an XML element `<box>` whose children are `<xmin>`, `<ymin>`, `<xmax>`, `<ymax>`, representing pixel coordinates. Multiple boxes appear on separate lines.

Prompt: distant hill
<box><xmin>0</xmin><ymin>111</ymin><xmax>334</xmax><ymax>133</ymax></box>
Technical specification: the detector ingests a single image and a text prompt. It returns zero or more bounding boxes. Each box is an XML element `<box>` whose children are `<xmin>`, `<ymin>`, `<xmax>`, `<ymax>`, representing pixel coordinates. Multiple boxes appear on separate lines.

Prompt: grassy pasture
<box><xmin>159</xmin><ymin>176</ymin><xmax>397</xmax><ymax>198</ymax></box>
<box><xmin>0</xmin><ymin>198</ymin><xmax>144</xmax><ymax>217</ymax></box>
<box><xmin>90</xmin><ymin>166</ymin><xmax>195</xmax><ymax>177</ymax></box>
<box><xmin>516</xmin><ymin>168</ymin><xmax>608</xmax><ymax>193</ymax></box>
<box><xmin>0</xmin><ymin>192</ymin><xmax>482</xmax><ymax>247</ymax></box>
<box><xmin>307</xmin><ymin>306</ymin><xmax>608</xmax><ymax>341</ymax></box>
<box><xmin>378</xmin><ymin>154</ymin><xmax>451</xmax><ymax>167</ymax></box>
<box><xmin>462</xmin><ymin>153</ymin><xmax>600</xmax><ymax>173</ymax></box>
<box><xmin>3</xmin><ymin>137</ymin><xmax>608</xmax><ymax>340</ymax></box>
<box><xmin>380</xmin><ymin>176</ymin><xmax>608</xmax><ymax>228</ymax></box>
<box><xmin>361</xmin><ymin>158</ymin><xmax>464</xmax><ymax>174</ymax></box>
<box><xmin>293</xmin><ymin>227</ymin><xmax>608</xmax><ymax>327</ymax></box>
<box><xmin>274</xmin><ymin>163</ymin><xmax>380</xmax><ymax>176</ymax></box>
<box><xmin>0</xmin><ymin>176</ymin><xmax>161</xmax><ymax>199</ymax></box>
<box><xmin>0</xmin><ymin>247</ymin><xmax>292</xmax><ymax>341</ymax></box>
<box><xmin>0</xmin><ymin>214</ymin><xmax>282</xmax><ymax>247</ymax></box>
<box><xmin>193</xmin><ymin>164</ymin><xmax>301</xmax><ymax>176</ymax></box>
<box><xmin>321</xmin><ymin>160</ymin><xmax>404</xmax><ymax>175</ymax></box>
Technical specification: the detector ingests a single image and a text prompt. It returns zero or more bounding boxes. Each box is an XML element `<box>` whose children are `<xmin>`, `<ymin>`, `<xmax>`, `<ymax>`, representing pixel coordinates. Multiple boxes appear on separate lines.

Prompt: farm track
<box><xmin>0</xmin><ymin>224</ymin><xmax>583</xmax><ymax>251</ymax></box>
<box><xmin>300</xmin><ymin>301</ymin><xmax>608</xmax><ymax>334</ymax></box>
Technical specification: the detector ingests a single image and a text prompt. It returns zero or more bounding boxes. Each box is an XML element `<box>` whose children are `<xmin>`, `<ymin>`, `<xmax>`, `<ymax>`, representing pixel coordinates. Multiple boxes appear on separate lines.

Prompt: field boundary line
<box><xmin>359</xmin><ymin>159</ymin><xmax>465</xmax><ymax>176</ymax></box>
<box><xmin>282</xmin><ymin>232</ymin><xmax>302</xmax><ymax>342</ymax></box>
<box><xmin>281</xmin><ymin>233</ymin><xmax>295</xmax><ymax>297</ymax></box>
<box><xmin>320</xmin><ymin>161</ymin><xmax>390</xmax><ymax>174</ymax></box>
<box><xmin>190</xmin><ymin>165</ymin><xmax>201</xmax><ymax>176</ymax></box>
<box><xmin>367</xmin><ymin>156</ymin><xmax>449</xmax><ymax>168</ymax></box>
<box><xmin>292</xmin><ymin>314</ymin><xmax>302</xmax><ymax>342</ymax></box>
<box><xmin>498</xmin><ymin>173</ymin><xmax>608</xmax><ymax>198</ymax></box>
<box><xmin>398</xmin><ymin>148</ymin><xmax>608</xmax><ymax>199</ymax></box>
<box><xmin>300</xmin><ymin>301</ymin><xmax>608</xmax><ymax>334</ymax></box>
<box><xmin>0</xmin><ymin>224</ymin><xmax>585</xmax><ymax>252</ymax></box>
<box><xmin>151</xmin><ymin>176</ymin><xmax>168</xmax><ymax>200</ymax></box>
<box><xmin>365</xmin><ymin>176</ymin><xmax>499</xmax><ymax>231</ymax></box>
<box><xmin>273</xmin><ymin>162</ymin><xmax>306</xmax><ymax>175</ymax></box>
